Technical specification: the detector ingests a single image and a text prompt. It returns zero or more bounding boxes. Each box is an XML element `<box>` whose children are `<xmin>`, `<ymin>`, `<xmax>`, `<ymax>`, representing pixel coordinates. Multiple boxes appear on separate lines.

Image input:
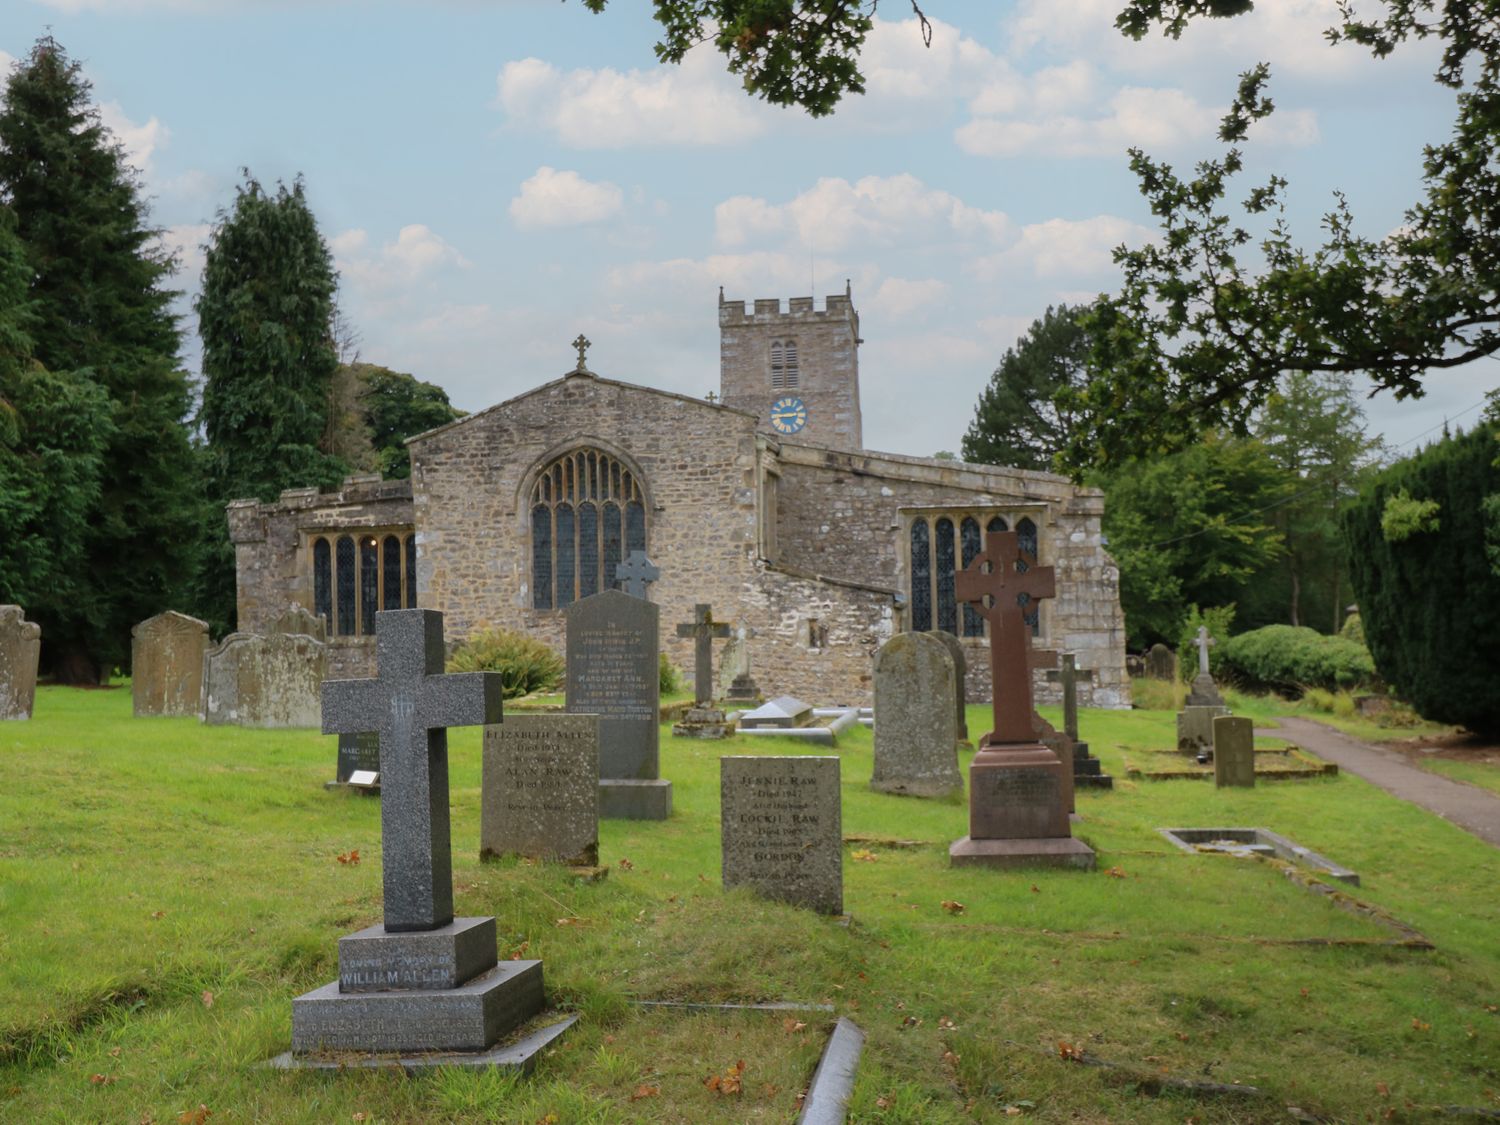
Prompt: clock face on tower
<box><xmin>770</xmin><ymin>396</ymin><xmax>808</xmax><ymax>435</ymax></box>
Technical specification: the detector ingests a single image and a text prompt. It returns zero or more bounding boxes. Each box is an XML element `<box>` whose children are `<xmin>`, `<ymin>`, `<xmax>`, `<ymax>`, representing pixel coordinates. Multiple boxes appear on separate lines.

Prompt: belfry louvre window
<box><xmin>311</xmin><ymin>530</ymin><xmax>417</xmax><ymax>636</ymax></box>
<box><xmin>770</xmin><ymin>340</ymin><xmax>799</xmax><ymax>389</ymax></box>
<box><xmin>908</xmin><ymin>513</ymin><xmax>1042</xmax><ymax>638</ymax></box>
<box><xmin>531</xmin><ymin>449</ymin><xmax>646</xmax><ymax>610</ymax></box>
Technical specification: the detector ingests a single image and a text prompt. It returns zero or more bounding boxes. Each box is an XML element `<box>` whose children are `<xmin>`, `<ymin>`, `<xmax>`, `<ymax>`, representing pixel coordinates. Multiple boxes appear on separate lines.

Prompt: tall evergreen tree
<box><xmin>0</xmin><ymin>36</ymin><xmax>200</xmax><ymax>682</ymax></box>
<box><xmin>195</xmin><ymin>173</ymin><xmax>345</xmax><ymax>631</ymax></box>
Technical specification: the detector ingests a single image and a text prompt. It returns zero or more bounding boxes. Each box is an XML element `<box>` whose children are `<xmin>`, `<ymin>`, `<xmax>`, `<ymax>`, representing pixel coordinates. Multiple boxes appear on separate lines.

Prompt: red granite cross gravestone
<box><xmin>949</xmin><ymin>531</ymin><xmax>1095</xmax><ymax>870</ymax></box>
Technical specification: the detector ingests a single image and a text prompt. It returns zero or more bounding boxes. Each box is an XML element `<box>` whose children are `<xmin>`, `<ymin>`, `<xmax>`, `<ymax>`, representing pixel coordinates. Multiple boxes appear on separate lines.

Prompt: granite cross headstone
<box><xmin>675</xmin><ymin>603</ymin><xmax>732</xmax><ymax>705</ymax></box>
<box><xmin>322</xmin><ymin>610</ymin><xmax>504</xmax><ymax>932</ymax></box>
<box><xmin>613</xmin><ymin>551</ymin><xmax>660</xmax><ymax>600</ymax></box>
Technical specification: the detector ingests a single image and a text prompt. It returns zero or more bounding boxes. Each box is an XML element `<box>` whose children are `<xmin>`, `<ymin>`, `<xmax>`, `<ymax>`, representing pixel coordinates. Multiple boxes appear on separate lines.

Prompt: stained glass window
<box><xmin>602</xmin><ymin>502</ymin><xmax>622</xmax><ymax>591</ymax></box>
<box><xmin>404</xmin><ymin>535</ymin><xmax>417</xmax><ymax>607</ymax></box>
<box><xmin>910</xmin><ymin>518</ymin><xmax>931</xmax><ymax>632</ymax></box>
<box><xmin>532</xmin><ymin>506</ymin><xmax>552</xmax><ymax>609</ymax></box>
<box><xmin>555</xmin><ymin>503</ymin><xmax>575</xmax><ymax>609</ymax></box>
<box><xmin>935</xmin><ymin>517</ymin><xmax>957</xmax><ymax>635</ymax></box>
<box><xmin>335</xmin><ymin>535</ymin><xmax>356</xmax><ymax>636</ymax></box>
<box><xmin>960</xmin><ymin>517</ymin><xmax>983</xmax><ymax>637</ymax></box>
<box><xmin>529</xmin><ymin>450</ymin><xmax>647</xmax><ymax>609</ymax></box>
<box><xmin>313</xmin><ymin>538</ymin><xmax>332</xmax><ymax>627</ymax></box>
<box><xmin>382</xmin><ymin>535</ymin><xmax>402</xmax><ymax>610</ymax></box>
<box><xmin>359</xmin><ymin>536</ymin><xmax>379</xmax><ymax>635</ymax></box>
<box><xmin>578</xmin><ymin>502</ymin><xmax>599</xmax><ymax>599</ymax></box>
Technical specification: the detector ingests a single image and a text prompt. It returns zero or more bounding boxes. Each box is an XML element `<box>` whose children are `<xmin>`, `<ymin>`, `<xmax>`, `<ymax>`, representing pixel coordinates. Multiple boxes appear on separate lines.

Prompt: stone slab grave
<box><xmin>1185</xmin><ymin>626</ymin><xmax>1225</xmax><ymax>706</ymax></box>
<box><xmin>1159</xmin><ymin>827</ymin><xmax>1359</xmax><ymax>885</ymax></box>
<box><xmin>566</xmin><ymin>588</ymin><xmax>670</xmax><ymax>820</ymax></box>
<box><xmin>202</xmin><ymin>631</ymin><xmax>326</xmax><ymax>728</ymax></box>
<box><xmin>736</xmin><ymin>695</ymin><xmax>858</xmax><ymax>747</ymax></box>
<box><xmin>1045</xmin><ymin>652</ymin><xmax>1113</xmax><ymax>789</ymax></box>
<box><xmin>672</xmin><ymin>602</ymin><xmax>733</xmax><ymax>738</ymax></box>
<box><xmin>949</xmin><ymin>530</ymin><xmax>1094</xmax><ymax>870</ymax></box>
<box><xmin>870</xmin><ymin>632</ymin><xmax>962</xmax><ymax>798</ymax></box>
<box><xmin>481</xmin><ymin>713</ymin><xmax>599</xmax><ymax>867</ymax></box>
<box><xmin>327</xmin><ymin>731</ymin><xmax>382</xmax><ymax>792</ymax></box>
<box><xmin>738</xmin><ymin>695</ymin><xmax>814</xmax><ymax>729</ymax></box>
<box><xmin>131</xmin><ymin>610</ymin><xmax>209</xmax><ymax>718</ymax></box>
<box><xmin>930</xmin><ymin>629</ymin><xmax>969</xmax><ymax>742</ymax></box>
<box><xmin>1213</xmin><ymin>715</ymin><xmax>1255</xmax><ymax>788</ymax></box>
<box><xmin>721</xmin><ymin>756</ymin><xmax>842</xmax><ymax>914</ymax></box>
<box><xmin>277</xmin><ymin>609</ymin><xmax>563</xmax><ymax>1068</ymax></box>
<box><xmin>0</xmin><ymin>606</ymin><xmax>41</xmax><ymax>721</ymax></box>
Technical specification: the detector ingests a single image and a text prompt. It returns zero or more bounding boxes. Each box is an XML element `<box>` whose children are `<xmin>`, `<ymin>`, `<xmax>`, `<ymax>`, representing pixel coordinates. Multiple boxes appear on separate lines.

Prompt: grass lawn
<box><xmin>1</xmin><ymin>686</ymin><xmax>1498</xmax><ymax>1123</ymax></box>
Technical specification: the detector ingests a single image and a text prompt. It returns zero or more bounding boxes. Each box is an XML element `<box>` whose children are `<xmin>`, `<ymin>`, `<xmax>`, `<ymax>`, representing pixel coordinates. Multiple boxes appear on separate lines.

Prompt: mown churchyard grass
<box><xmin>1</xmin><ymin>686</ymin><xmax>1497</xmax><ymax>1122</ymax></box>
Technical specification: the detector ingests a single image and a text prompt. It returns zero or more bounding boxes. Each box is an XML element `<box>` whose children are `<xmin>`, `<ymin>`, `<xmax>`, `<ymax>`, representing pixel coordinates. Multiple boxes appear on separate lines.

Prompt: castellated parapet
<box><xmin>719</xmin><ymin>289</ymin><xmax>863</xmax><ymax>451</ymax></box>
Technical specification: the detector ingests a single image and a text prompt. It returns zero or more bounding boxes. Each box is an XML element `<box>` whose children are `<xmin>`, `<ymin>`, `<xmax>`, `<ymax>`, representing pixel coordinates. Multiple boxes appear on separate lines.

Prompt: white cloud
<box><xmin>608</xmin><ymin>252</ymin><xmax>853</xmax><ymax>301</ymax></box>
<box><xmin>867</xmin><ymin>277</ymin><xmax>948</xmax><ymax>319</ymax></box>
<box><xmin>153</xmin><ymin>222</ymin><xmax>210</xmax><ymax>282</ymax></box>
<box><xmin>0</xmin><ymin>51</ymin><xmax>14</xmax><ymax>73</ymax></box>
<box><xmin>715</xmin><ymin>175</ymin><xmax>1010</xmax><ymax>254</ymax></box>
<box><xmin>496</xmin><ymin>45</ymin><xmax>769</xmax><ymax>148</ymax></box>
<box><xmin>333</xmin><ymin>224</ymin><xmax>469</xmax><ymax>291</ymax></box>
<box><xmin>973</xmin><ymin>215</ymin><xmax>1155</xmax><ymax>282</ymax></box>
<box><xmin>98</xmin><ymin>100</ymin><xmax>168</xmax><ymax>174</ymax></box>
<box><xmin>510</xmin><ymin>167</ymin><xmax>624</xmax><ymax>229</ymax></box>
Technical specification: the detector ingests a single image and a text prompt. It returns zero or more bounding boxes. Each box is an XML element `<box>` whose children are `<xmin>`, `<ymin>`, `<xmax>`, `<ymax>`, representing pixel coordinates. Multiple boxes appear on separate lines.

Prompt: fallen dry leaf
<box><xmin>200</xmin><ymin>990</ymin><xmax>213</xmax><ymax>1009</ymax></box>
<box><xmin>89</xmin><ymin>1073</ymin><xmax>116</xmax><ymax>1086</ymax></box>
<box><xmin>1030</xmin><ymin>885</ymin><xmax>1041</xmax><ymax>893</ymax></box>
<box><xmin>704</xmin><ymin>1058</ymin><xmax>745</xmax><ymax>1096</ymax></box>
<box><xmin>940</xmin><ymin>900</ymin><xmax>965</xmax><ymax>915</ymax></box>
<box><xmin>1412</xmin><ymin>1018</ymin><xmax>1431</xmax><ymax>1032</ymax></box>
<box><xmin>1057</xmin><ymin>1040</ymin><xmax>1084</xmax><ymax>1061</ymax></box>
<box><xmin>1376</xmin><ymin>1082</ymin><xmax>1390</xmax><ymax>1097</ymax></box>
<box><xmin>876</xmin><ymin>1094</ymin><xmax>893</xmax><ymax>1109</ymax></box>
<box><xmin>1174</xmin><ymin>1032</ymin><xmax>1190</xmax><ymax>1042</ymax></box>
<box><xmin>150</xmin><ymin>911</ymin><xmax>166</xmax><ymax>920</ymax></box>
<box><xmin>109</xmin><ymin>1047</ymin><xmax>122</xmax><ymax>1058</ymax></box>
<box><xmin>177</xmin><ymin>1106</ymin><xmax>211</xmax><ymax>1125</ymax></box>
<box><xmin>1106</xmin><ymin>866</ymin><xmax>1127</xmax><ymax>879</ymax></box>
<box><xmin>629</xmin><ymin>1084</ymin><xmax>660</xmax><ymax>1101</ymax></box>
<box><xmin>352</xmin><ymin>1114</ymin><xmax>368</xmax><ymax>1122</ymax></box>
<box><xmin>851</xmin><ymin>849</ymin><xmax>877</xmax><ymax>862</ymax></box>
<box><xmin>618</xmin><ymin>857</ymin><xmax>634</xmax><ymax>870</ymax></box>
<box><xmin>901</xmin><ymin>1015</ymin><xmax>923</xmax><ymax>1029</ymax></box>
<box><xmin>937</xmin><ymin>1016</ymin><xmax>957</xmax><ymax>1030</ymax></box>
<box><xmin>509</xmin><ymin>940</ymin><xmax>530</xmax><ymax>960</ymax></box>
<box><xmin>782</xmin><ymin>1018</ymin><xmax>807</xmax><ymax>1034</ymax></box>
<box><xmin>336</xmin><ymin>850</ymin><xmax>360</xmax><ymax>866</ymax></box>
<box><xmin>942</xmin><ymin>1049</ymin><xmax>960</xmax><ymax>1065</ymax></box>
<box><xmin>555</xmin><ymin>917</ymin><xmax>584</xmax><ymax>927</ymax></box>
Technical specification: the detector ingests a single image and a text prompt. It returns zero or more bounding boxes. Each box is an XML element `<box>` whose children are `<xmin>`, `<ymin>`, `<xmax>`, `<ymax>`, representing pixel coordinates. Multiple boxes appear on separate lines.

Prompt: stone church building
<box><xmin>228</xmin><ymin>289</ymin><xmax>1129</xmax><ymax>709</ymax></box>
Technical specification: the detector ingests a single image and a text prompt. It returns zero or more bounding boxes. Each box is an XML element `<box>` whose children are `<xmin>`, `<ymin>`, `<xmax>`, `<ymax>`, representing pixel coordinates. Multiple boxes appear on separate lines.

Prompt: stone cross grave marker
<box><xmin>1194</xmin><ymin>626</ymin><xmax>1214</xmax><ymax>676</ymax></box>
<box><xmin>614</xmin><ymin>551</ymin><xmax>660</xmax><ymax>600</ymax></box>
<box><xmin>0</xmin><ymin>606</ymin><xmax>41</xmax><ymax>721</ymax></box>
<box><xmin>950</xmin><ymin>531</ymin><xmax>1094</xmax><ymax>869</ymax></box>
<box><xmin>131</xmin><ymin>610</ymin><xmax>209</xmax><ymax>718</ymax></box>
<box><xmin>481</xmin><ymin>714</ymin><xmax>600</xmax><ymax>867</ymax></box>
<box><xmin>721</xmin><ymin>756</ymin><xmax>842</xmax><ymax>915</ymax></box>
<box><xmin>322</xmin><ymin>610</ymin><xmax>504</xmax><ymax>932</ymax></box>
<box><xmin>1045</xmin><ymin>653</ymin><xmax>1094</xmax><ymax>743</ymax></box>
<box><xmin>676</xmin><ymin>603</ymin><xmax>731</xmax><ymax>705</ymax></box>
<box><xmin>870</xmin><ymin>632</ymin><xmax>962</xmax><ymax>798</ymax></box>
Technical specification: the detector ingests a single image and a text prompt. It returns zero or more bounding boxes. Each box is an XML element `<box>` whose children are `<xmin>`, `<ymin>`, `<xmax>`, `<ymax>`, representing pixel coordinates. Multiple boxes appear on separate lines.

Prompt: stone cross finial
<box><xmin>956</xmin><ymin>531</ymin><xmax>1057</xmax><ymax>745</ymax></box>
<box><xmin>321</xmin><ymin>610</ymin><xmax>503</xmax><ymax>933</ymax></box>
<box><xmin>572</xmin><ymin>334</ymin><xmax>591</xmax><ymax>373</ymax></box>
<box><xmin>705</xmin><ymin>391</ymin><xmax>719</xmax><ymax>403</ymax></box>
<box><xmin>1195</xmin><ymin>626</ymin><xmax>1215</xmax><ymax>676</ymax></box>
<box><xmin>675</xmin><ymin>603</ymin><xmax>732</xmax><ymax>705</ymax></box>
<box><xmin>614</xmin><ymin>551</ymin><xmax>660</xmax><ymax>600</ymax></box>
<box><xmin>1045</xmin><ymin>652</ymin><xmax>1096</xmax><ymax>742</ymax></box>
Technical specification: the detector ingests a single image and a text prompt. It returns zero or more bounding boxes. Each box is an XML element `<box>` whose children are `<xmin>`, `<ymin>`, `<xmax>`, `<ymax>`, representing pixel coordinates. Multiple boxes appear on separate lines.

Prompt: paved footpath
<box><xmin>1266</xmin><ymin>716</ymin><xmax>1500</xmax><ymax>848</ymax></box>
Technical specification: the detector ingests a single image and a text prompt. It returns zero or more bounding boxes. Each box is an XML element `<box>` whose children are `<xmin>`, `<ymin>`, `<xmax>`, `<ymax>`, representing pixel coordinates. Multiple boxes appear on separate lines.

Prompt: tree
<box><xmin>195</xmin><ymin>173</ymin><xmax>347</xmax><ymax>631</ymax></box>
<box><xmin>1343</xmin><ymin>423</ymin><xmax>1500</xmax><ymax>734</ymax></box>
<box><xmin>961</xmin><ymin>304</ymin><xmax>1089</xmax><ymax>470</ymax></box>
<box><xmin>1097</xmin><ymin>432</ymin><xmax>1287</xmax><ymax>647</ymax></box>
<box><xmin>358</xmin><ymin>365</ymin><xmax>465</xmax><ymax>479</ymax></box>
<box><xmin>1060</xmin><ymin>2</ymin><xmax>1500</xmax><ymax>469</ymax></box>
<box><xmin>0</xmin><ymin>36</ymin><xmax>200</xmax><ymax>682</ymax></box>
<box><xmin>1251</xmin><ymin>372</ymin><xmax>1387</xmax><ymax>631</ymax></box>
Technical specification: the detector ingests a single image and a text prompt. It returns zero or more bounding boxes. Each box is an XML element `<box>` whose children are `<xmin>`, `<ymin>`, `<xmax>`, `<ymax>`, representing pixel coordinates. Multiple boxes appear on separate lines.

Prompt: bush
<box><xmin>446</xmin><ymin>627</ymin><xmax>563</xmax><ymax>699</ymax></box>
<box><xmin>1338</xmin><ymin>610</ymin><xmax>1365</xmax><ymax>644</ymax></box>
<box><xmin>659</xmin><ymin>652</ymin><xmax>681</xmax><ymax>695</ymax></box>
<box><xmin>1343</xmin><ymin>423</ymin><xmax>1500</xmax><ymax>734</ymax></box>
<box><xmin>1219</xmin><ymin>624</ymin><xmax>1378</xmax><ymax>694</ymax></box>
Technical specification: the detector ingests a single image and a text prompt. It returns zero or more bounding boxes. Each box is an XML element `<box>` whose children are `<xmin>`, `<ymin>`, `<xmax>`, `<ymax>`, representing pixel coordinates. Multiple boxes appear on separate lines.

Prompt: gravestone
<box><xmin>1045</xmin><ymin>653</ymin><xmax>1113</xmax><ymax>789</ymax></box>
<box><xmin>202</xmin><ymin>632</ymin><xmax>326</xmax><ymax>728</ymax></box>
<box><xmin>613</xmin><ymin>551</ymin><xmax>659</xmax><ymax>600</ymax></box>
<box><xmin>718</xmin><ymin>621</ymin><xmax>762</xmax><ymax>702</ymax></box>
<box><xmin>481</xmin><ymin>714</ymin><xmax>599</xmax><ymax>866</ymax></box>
<box><xmin>0</xmin><ymin>606</ymin><xmax>41</xmax><ymax>721</ymax></box>
<box><xmin>290</xmin><ymin>609</ymin><xmax>544</xmax><ymax>1059</ymax></box>
<box><xmin>673</xmin><ymin>603</ymin><xmax>733</xmax><ymax>738</ymax></box>
<box><xmin>131</xmin><ymin>611</ymin><xmax>210</xmax><ymax>718</ymax></box>
<box><xmin>1145</xmin><ymin>644</ymin><xmax>1175</xmax><ymax>681</ymax></box>
<box><xmin>565</xmin><ymin>589</ymin><xmax>670</xmax><ymax>819</ymax></box>
<box><xmin>270</xmin><ymin>604</ymin><xmax>328</xmax><ymax>643</ymax></box>
<box><xmin>949</xmin><ymin>531</ymin><xmax>1094</xmax><ymax>870</ymax></box>
<box><xmin>721</xmin><ymin>756</ymin><xmax>842</xmax><ymax>915</ymax></box>
<box><xmin>330</xmin><ymin>731</ymin><xmax>382</xmax><ymax>789</ymax></box>
<box><xmin>1186</xmin><ymin>626</ymin><xmax>1225</xmax><ymax>706</ymax></box>
<box><xmin>737</xmin><ymin>695</ymin><xmax>814</xmax><ymax>729</ymax></box>
<box><xmin>1177</xmin><ymin>705</ymin><xmax>1229</xmax><ymax>757</ymax></box>
<box><xmin>870</xmin><ymin>633</ymin><xmax>962</xmax><ymax>799</ymax></box>
<box><xmin>1213</xmin><ymin>715</ymin><xmax>1255</xmax><ymax>788</ymax></box>
<box><xmin>930</xmin><ymin>629</ymin><xmax>969</xmax><ymax>742</ymax></box>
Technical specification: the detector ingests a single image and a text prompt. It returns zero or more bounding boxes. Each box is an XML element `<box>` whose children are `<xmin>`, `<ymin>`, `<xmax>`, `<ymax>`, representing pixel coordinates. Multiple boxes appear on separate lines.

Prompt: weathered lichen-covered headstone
<box><xmin>1145</xmin><ymin>644</ymin><xmax>1175</xmax><ymax>681</ymax></box>
<box><xmin>871</xmin><ymin>632</ymin><xmax>962</xmax><ymax>798</ymax></box>
<box><xmin>930</xmin><ymin>629</ymin><xmax>969</xmax><ymax>742</ymax></box>
<box><xmin>0</xmin><ymin>606</ymin><xmax>41</xmax><ymax>721</ymax></box>
<box><xmin>131</xmin><ymin>611</ymin><xmax>210</xmax><ymax>718</ymax></box>
<box><xmin>270</xmin><ymin>604</ymin><xmax>328</xmax><ymax>643</ymax></box>
<box><xmin>202</xmin><ymin>632</ymin><xmax>326</xmax><ymax>728</ymax></box>
<box><xmin>721</xmin><ymin>756</ymin><xmax>842</xmax><ymax>914</ymax></box>
<box><xmin>481</xmin><ymin>714</ymin><xmax>600</xmax><ymax>866</ymax></box>
<box><xmin>1213</xmin><ymin>715</ymin><xmax>1256</xmax><ymax>788</ymax></box>
<box><xmin>566</xmin><ymin>589</ymin><xmax>669</xmax><ymax>819</ymax></box>
<box><xmin>287</xmin><ymin>609</ymin><xmax>545</xmax><ymax>1059</ymax></box>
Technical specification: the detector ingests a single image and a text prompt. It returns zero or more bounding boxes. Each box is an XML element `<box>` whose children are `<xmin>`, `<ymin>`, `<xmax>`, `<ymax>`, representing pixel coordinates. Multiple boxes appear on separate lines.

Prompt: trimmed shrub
<box><xmin>1343</xmin><ymin>423</ymin><xmax>1500</xmax><ymax>734</ymax></box>
<box><xmin>659</xmin><ymin>652</ymin><xmax>681</xmax><ymax>695</ymax></box>
<box><xmin>1220</xmin><ymin>624</ymin><xmax>1378</xmax><ymax>694</ymax></box>
<box><xmin>446</xmin><ymin>627</ymin><xmax>563</xmax><ymax>699</ymax></box>
<box><xmin>1338</xmin><ymin>611</ymin><xmax>1365</xmax><ymax>644</ymax></box>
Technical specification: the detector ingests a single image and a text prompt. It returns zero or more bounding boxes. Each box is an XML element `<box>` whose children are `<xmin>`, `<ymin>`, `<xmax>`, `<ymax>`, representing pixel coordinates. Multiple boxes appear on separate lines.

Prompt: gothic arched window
<box><xmin>1016</xmin><ymin>516</ymin><xmax>1040</xmax><ymax>637</ymax></box>
<box><xmin>310</xmin><ymin>529</ymin><xmax>416</xmax><ymax>636</ymax></box>
<box><xmin>530</xmin><ymin>449</ymin><xmax>646</xmax><ymax>610</ymax></box>
<box><xmin>959</xmin><ymin>517</ymin><xmax>983</xmax><ymax>638</ymax></box>
<box><xmin>935</xmin><ymin>517</ymin><xmax>958</xmax><ymax>635</ymax></box>
<box><xmin>909</xmin><ymin>511</ymin><xmax>1043</xmax><ymax>641</ymax></box>
<box><xmin>909</xmin><ymin>518</ymin><xmax>931</xmax><ymax>631</ymax></box>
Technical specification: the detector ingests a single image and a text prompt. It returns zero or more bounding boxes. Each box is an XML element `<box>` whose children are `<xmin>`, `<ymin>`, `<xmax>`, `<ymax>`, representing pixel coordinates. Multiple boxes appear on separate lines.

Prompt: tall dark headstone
<box><xmin>566</xmin><ymin>589</ymin><xmax>670</xmax><ymax>819</ymax></box>
<box><xmin>949</xmin><ymin>532</ymin><xmax>1095</xmax><ymax>870</ymax></box>
<box><xmin>1046</xmin><ymin>653</ymin><xmax>1113</xmax><ymax>789</ymax></box>
<box><xmin>290</xmin><ymin>610</ymin><xmax>544</xmax><ymax>1057</ymax></box>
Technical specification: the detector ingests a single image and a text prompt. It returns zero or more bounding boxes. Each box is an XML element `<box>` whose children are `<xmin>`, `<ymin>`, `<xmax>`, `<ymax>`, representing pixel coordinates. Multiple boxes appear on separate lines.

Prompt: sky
<box><xmin>1</xmin><ymin>0</ymin><xmax>1492</xmax><ymax>459</ymax></box>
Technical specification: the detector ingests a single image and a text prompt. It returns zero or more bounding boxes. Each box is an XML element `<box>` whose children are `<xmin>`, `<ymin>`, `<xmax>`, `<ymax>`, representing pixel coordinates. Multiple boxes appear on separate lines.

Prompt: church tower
<box><xmin>718</xmin><ymin>285</ymin><xmax>863</xmax><ymax>451</ymax></box>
